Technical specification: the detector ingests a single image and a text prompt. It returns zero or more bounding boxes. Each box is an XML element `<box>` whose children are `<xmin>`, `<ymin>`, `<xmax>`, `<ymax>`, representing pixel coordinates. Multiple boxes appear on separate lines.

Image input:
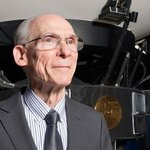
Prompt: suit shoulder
<box><xmin>70</xmin><ymin>99</ymin><xmax>94</xmax><ymax>111</ymax></box>
<box><xmin>67</xmin><ymin>97</ymin><xmax>103</xmax><ymax>118</ymax></box>
<box><xmin>0</xmin><ymin>90</ymin><xmax>21</xmax><ymax>111</ymax></box>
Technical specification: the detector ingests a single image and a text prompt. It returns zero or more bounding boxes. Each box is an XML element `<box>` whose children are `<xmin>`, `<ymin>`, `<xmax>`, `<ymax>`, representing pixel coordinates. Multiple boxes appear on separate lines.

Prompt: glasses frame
<box><xmin>21</xmin><ymin>33</ymin><xmax>84</xmax><ymax>52</ymax></box>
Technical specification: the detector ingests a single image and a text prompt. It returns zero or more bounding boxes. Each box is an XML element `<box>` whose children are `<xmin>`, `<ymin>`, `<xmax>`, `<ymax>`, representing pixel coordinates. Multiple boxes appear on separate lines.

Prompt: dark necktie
<box><xmin>44</xmin><ymin>109</ymin><xmax>63</xmax><ymax>150</ymax></box>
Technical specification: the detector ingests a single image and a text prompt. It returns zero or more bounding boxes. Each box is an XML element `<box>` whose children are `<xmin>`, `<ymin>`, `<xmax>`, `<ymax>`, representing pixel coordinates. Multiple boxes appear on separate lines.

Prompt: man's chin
<box><xmin>51</xmin><ymin>80</ymin><xmax>71</xmax><ymax>87</ymax></box>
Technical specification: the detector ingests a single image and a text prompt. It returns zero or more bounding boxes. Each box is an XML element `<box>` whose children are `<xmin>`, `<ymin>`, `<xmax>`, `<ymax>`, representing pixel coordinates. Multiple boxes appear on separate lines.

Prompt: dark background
<box><xmin>0</xmin><ymin>19</ymin><xmax>150</xmax><ymax>149</ymax></box>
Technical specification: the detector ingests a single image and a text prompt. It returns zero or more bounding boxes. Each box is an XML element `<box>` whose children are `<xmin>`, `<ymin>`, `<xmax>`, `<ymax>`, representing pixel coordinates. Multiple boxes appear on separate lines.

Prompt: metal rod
<box><xmin>101</xmin><ymin>16</ymin><xmax>130</xmax><ymax>85</ymax></box>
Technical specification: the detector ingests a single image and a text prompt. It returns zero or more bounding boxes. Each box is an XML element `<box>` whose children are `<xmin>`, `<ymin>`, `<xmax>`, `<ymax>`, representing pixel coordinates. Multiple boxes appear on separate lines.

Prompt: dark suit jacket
<box><xmin>0</xmin><ymin>90</ymin><xmax>113</xmax><ymax>150</ymax></box>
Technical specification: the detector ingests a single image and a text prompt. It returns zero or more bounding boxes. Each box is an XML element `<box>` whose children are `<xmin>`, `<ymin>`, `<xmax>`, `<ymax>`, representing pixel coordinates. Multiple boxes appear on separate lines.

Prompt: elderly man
<box><xmin>0</xmin><ymin>13</ymin><xmax>113</xmax><ymax>150</ymax></box>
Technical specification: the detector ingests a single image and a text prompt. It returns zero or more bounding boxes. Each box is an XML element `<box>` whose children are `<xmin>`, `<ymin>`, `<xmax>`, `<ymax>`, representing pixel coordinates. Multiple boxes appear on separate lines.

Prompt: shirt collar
<box><xmin>23</xmin><ymin>88</ymin><xmax>66</xmax><ymax>123</ymax></box>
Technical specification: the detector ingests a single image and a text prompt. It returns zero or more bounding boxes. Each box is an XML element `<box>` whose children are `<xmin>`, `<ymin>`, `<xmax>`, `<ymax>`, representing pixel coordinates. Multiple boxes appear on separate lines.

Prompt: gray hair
<box><xmin>14</xmin><ymin>16</ymin><xmax>37</xmax><ymax>45</ymax></box>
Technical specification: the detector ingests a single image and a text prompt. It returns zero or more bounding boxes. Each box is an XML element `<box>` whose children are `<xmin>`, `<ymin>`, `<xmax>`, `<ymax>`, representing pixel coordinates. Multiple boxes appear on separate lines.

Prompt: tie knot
<box><xmin>44</xmin><ymin>110</ymin><xmax>60</xmax><ymax>125</ymax></box>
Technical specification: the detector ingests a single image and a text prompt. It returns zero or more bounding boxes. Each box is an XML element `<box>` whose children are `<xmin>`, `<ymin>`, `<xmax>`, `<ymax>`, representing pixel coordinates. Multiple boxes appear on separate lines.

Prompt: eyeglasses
<box><xmin>22</xmin><ymin>33</ymin><xmax>84</xmax><ymax>52</ymax></box>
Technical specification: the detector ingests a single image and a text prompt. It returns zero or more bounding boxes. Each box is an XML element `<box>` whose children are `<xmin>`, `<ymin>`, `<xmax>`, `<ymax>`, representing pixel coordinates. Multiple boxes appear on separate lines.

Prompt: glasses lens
<box><xmin>42</xmin><ymin>34</ymin><xmax>59</xmax><ymax>50</ymax></box>
<box><xmin>67</xmin><ymin>37</ymin><xmax>84</xmax><ymax>51</ymax></box>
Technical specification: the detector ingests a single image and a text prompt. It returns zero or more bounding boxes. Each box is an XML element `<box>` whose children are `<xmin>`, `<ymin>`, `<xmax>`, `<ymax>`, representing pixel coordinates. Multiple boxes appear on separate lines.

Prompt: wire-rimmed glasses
<box><xmin>22</xmin><ymin>33</ymin><xmax>84</xmax><ymax>52</ymax></box>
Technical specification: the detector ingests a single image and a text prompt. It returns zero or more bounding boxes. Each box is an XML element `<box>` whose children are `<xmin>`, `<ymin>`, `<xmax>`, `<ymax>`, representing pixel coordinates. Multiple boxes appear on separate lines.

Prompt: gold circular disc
<box><xmin>95</xmin><ymin>95</ymin><xmax>122</xmax><ymax>129</ymax></box>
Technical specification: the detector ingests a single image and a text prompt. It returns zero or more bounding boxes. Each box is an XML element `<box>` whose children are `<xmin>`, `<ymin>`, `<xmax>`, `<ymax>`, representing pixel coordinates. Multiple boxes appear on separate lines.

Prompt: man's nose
<box><xmin>58</xmin><ymin>41</ymin><xmax>72</xmax><ymax>57</ymax></box>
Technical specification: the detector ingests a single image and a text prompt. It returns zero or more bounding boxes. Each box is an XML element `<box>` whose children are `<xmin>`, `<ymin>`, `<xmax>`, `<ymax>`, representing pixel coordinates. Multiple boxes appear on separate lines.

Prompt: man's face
<box><xmin>25</xmin><ymin>15</ymin><xmax>78</xmax><ymax>87</ymax></box>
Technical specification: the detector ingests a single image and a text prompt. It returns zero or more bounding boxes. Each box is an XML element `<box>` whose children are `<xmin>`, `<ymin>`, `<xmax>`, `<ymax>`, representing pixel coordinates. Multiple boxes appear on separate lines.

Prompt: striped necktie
<box><xmin>44</xmin><ymin>109</ymin><xmax>63</xmax><ymax>150</ymax></box>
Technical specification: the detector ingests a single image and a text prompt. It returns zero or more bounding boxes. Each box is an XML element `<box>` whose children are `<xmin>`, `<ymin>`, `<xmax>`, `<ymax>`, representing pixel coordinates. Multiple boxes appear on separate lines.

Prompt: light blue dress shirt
<box><xmin>21</xmin><ymin>88</ymin><xmax>67</xmax><ymax>150</ymax></box>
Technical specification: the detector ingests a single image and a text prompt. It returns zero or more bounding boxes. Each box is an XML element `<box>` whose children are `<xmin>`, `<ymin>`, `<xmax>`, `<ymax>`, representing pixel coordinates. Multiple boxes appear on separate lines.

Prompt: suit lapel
<box><xmin>0</xmin><ymin>91</ymin><xmax>37</xmax><ymax>150</ymax></box>
<box><xmin>65</xmin><ymin>96</ymin><xmax>84</xmax><ymax>150</ymax></box>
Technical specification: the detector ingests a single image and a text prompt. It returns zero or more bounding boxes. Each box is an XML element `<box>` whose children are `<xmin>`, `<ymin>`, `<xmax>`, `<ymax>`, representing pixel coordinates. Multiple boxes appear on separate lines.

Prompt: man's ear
<box><xmin>13</xmin><ymin>45</ymin><xmax>28</xmax><ymax>66</ymax></box>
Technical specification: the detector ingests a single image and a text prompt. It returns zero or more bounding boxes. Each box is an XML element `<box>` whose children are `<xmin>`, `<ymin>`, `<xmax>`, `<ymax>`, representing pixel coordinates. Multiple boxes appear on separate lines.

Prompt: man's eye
<box><xmin>43</xmin><ymin>35</ymin><xmax>58</xmax><ymax>43</ymax></box>
<box><xmin>44</xmin><ymin>37</ymin><xmax>53</xmax><ymax>43</ymax></box>
<box><xmin>68</xmin><ymin>38</ymin><xmax>75</xmax><ymax>45</ymax></box>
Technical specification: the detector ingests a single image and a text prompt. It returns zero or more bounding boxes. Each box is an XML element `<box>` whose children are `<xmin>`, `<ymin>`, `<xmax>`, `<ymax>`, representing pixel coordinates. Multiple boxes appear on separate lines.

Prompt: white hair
<box><xmin>14</xmin><ymin>15</ymin><xmax>39</xmax><ymax>45</ymax></box>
